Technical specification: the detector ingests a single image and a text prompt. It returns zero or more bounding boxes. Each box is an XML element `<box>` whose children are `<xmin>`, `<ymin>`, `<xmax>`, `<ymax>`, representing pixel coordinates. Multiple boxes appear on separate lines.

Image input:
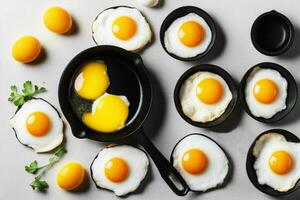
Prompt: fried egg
<box><xmin>91</xmin><ymin>145</ymin><xmax>149</xmax><ymax>196</ymax></box>
<box><xmin>164</xmin><ymin>13</ymin><xmax>212</xmax><ymax>58</ymax></box>
<box><xmin>179</xmin><ymin>71</ymin><xmax>232</xmax><ymax>123</ymax></box>
<box><xmin>253</xmin><ymin>133</ymin><xmax>300</xmax><ymax>192</ymax></box>
<box><xmin>74</xmin><ymin>61</ymin><xmax>110</xmax><ymax>100</ymax></box>
<box><xmin>10</xmin><ymin>99</ymin><xmax>64</xmax><ymax>153</ymax></box>
<box><xmin>82</xmin><ymin>93</ymin><xmax>130</xmax><ymax>133</ymax></box>
<box><xmin>245</xmin><ymin>67</ymin><xmax>288</xmax><ymax>119</ymax></box>
<box><xmin>172</xmin><ymin>134</ymin><xmax>229</xmax><ymax>191</ymax></box>
<box><xmin>92</xmin><ymin>7</ymin><xmax>152</xmax><ymax>52</ymax></box>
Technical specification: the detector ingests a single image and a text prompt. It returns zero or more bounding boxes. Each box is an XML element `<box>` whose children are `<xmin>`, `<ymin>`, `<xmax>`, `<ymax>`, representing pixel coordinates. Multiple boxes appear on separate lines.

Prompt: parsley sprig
<box><xmin>25</xmin><ymin>146</ymin><xmax>67</xmax><ymax>191</ymax></box>
<box><xmin>8</xmin><ymin>81</ymin><xmax>46</xmax><ymax>106</ymax></box>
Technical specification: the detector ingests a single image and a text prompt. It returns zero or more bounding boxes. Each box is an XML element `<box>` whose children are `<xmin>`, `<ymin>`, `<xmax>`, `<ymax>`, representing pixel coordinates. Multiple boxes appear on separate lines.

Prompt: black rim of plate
<box><xmin>174</xmin><ymin>64</ymin><xmax>238</xmax><ymax>128</ymax></box>
<box><xmin>246</xmin><ymin>129</ymin><xmax>300</xmax><ymax>196</ymax></box>
<box><xmin>160</xmin><ymin>6</ymin><xmax>217</xmax><ymax>62</ymax></box>
<box><xmin>239</xmin><ymin>62</ymin><xmax>298</xmax><ymax>123</ymax></box>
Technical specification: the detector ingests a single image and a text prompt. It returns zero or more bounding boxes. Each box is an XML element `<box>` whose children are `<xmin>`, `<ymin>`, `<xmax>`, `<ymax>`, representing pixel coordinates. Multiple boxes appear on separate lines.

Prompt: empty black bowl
<box><xmin>160</xmin><ymin>6</ymin><xmax>217</xmax><ymax>62</ymax></box>
<box><xmin>239</xmin><ymin>62</ymin><xmax>298</xmax><ymax>123</ymax></box>
<box><xmin>246</xmin><ymin>129</ymin><xmax>300</xmax><ymax>196</ymax></box>
<box><xmin>174</xmin><ymin>64</ymin><xmax>238</xmax><ymax>128</ymax></box>
<box><xmin>251</xmin><ymin>10</ymin><xmax>294</xmax><ymax>56</ymax></box>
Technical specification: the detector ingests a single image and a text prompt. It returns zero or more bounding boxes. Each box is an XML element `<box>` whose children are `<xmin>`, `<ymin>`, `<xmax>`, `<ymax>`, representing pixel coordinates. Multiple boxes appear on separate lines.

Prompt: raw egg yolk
<box><xmin>44</xmin><ymin>7</ymin><xmax>73</xmax><ymax>34</ymax></box>
<box><xmin>57</xmin><ymin>162</ymin><xmax>85</xmax><ymax>190</ymax></box>
<box><xmin>82</xmin><ymin>95</ymin><xmax>129</xmax><ymax>133</ymax></box>
<box><xmin>196</xmin><ymin>78</ymin><xmax>224</xmax><ymax>104</ymax></box>
<box><xmin>112</xmin><ymin>16</ymin><xmax>137</xmax><ymax>40</ymax></box>
<box><xmin>178</xmin><ymin>21</ymin><xmax>205</xmax><ymax>47</ymax></box>
<box><xmin>74</xmin><ymin>61</ymin><xmax>110</xmax><ymax>100</ymax></box>
<box><xmin>12</xmin><ymin>36</ymin><xmax>41</xmax><ymax>63</ymax></box>
<box><xmin>269</xmin><ymin>150</ymin><xmax>293</xmax><ymax>175</ymax></box>
<box><xmin>26</xmin><ymin>112</ymin><xmax>51</xmax><ymax>137</ymax></box>
<box><xmin>105</xmin><ymin>157</ymin><xmax>129</xmax><ymax>183</ymax></box>
<box><xmin>253</xmin><ymin>79</ymin><xmax>278</xmax><ymax>104</ymax></box>
<box><xmin>182</xmin><ymin>149</ymin><xmax>208</xmax><ymax>175</ymax></box>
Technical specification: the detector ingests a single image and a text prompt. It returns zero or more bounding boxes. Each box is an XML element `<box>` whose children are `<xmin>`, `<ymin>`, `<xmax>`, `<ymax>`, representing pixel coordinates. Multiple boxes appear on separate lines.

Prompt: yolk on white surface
<box><xmin>253</xmin><ymin>79</ymin><xmax>278</xmax><ymax>104</ymax></box>
<box><xmin>178</xmin><ymin>21</ymin><xmax>205</xmax><ymax>47</ymax></box>
<box><xmin>112</xmin><ymin>16</ymin><xmax>137</xmax><ymax>40</ymax></box>
<box><xmin>269</xmin><ymin>150</ymin><xmax>293</xmax><ymax>175</ymax></box>
<box><xmin>182</xmin><ymin>148</ymin><xmax>208</xmax><ymax>175</ymax></box>
<box><xmin>57</xmin><ymin>162</ymin><xmax>85</xmax><ymax>190</ymax></box>
<box><xmin>105</xmin><ymin>157</ymin><xmax>129</xmax><ymax>183</ymax></box>
<box><xmin>196</xmin><ymin>78</ymin><xmax>224</xmax><ymax>104</ymax></box>
<box><xmin>44</xmin><ymin>7</ymin><xmax>73</xmax><ymax>34</ymax></box>
<box><xmin>26</xmin><ymin>112</ymin><xmax>51</xmax><ymax>137</ymax></box>
<box><xmin>12</xmin><ymin>36</ymin><xmax>41</xmax><ymax>63</ymax></box>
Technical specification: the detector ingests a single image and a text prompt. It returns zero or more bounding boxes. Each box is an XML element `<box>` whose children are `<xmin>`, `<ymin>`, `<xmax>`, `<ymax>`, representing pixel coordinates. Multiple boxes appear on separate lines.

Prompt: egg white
<box><xmin>245</xmin><ymin>67</ymin><xmax>288</xmax><ymax>119</ymax></box>
<box><xmin>92</xmin><ymin>7</ymin><xmax>152</xmax><ymax>52</ymax></box>
<box><xmin>164</xmin><ymin>13</ymin><xmax>212</xmax><ymax>58</ymax></box>
<box><xmin>91</xmin><ymin>145</ymin><xmax>149</xmax><ymax>196</ymax></box>
<box><xmin>179</xmin><ymin>71</ymin><xmax>232</xmax><ymax>123</ymax></box>
<box><xmin>253</xmin><ymin>133</ymin><xmax>300</xmax><ymax>192</ymax></box>
<box><xmin>172</xmin><ymin>134</ymin><xmax>229</xmax><ymax>191</ymax></box>
<box><xmin>10</xmin><ymin>99</ymin><xmax>63</xmax><ymax>153</ymax></box>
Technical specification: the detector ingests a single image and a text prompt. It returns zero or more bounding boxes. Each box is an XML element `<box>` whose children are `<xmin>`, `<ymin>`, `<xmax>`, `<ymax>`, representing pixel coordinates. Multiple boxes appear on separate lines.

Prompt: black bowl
<box><xmin>246</xmin><ymin>129</ymin><xmax>300</xmax><ymax>196</ymax></box>
<box><xmin>251</xmin><ymin>10</ymin><xmax>294</xmax><ymax>56</ymax></box>
<box><xmin>239</xmin><ymin>62</ymin><xmax>298</xmax><ymax>123</ymax></box>
<box><xmin>160</xmin><ymin>6</ymin><xmax>217</xmax><ymax>62</ymax></box>
<box><xmin>174</xmin><ymin>64</ymin><xmax>238</xmax><ymax>128</ymax></box>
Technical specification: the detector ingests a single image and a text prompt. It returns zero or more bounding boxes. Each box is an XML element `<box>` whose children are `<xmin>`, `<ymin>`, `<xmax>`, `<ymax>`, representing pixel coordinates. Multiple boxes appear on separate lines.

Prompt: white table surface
<box><xmin>1</xmin><ymin>0</ymin><xmax>300</xmax><ymax>199</ymax></box>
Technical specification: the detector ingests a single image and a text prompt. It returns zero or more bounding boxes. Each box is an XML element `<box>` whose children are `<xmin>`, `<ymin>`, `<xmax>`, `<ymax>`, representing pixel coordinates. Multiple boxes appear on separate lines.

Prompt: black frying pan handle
<box><xmin>137</xmin><ymin>129</ymin><xmax>189</xmax><ymax>196</ymax></box>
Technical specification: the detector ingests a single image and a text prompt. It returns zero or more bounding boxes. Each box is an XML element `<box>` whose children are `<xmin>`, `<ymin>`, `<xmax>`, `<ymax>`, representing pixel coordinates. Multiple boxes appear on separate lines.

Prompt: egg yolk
<box><xmin>44</xmin><ymin>7</ymin><xmax>73</xmax><ymax>34</ymax></box>
<box><xmin>178</xmin><ymin>21</ymin><xmax>205</xmax><ymax>47</ymax></box>
<box><xmin>269</xmin><ymin>150</ymin><xmax>293</xmax><ymax>175</ymax></box>
<box><xmin>12</xmin><ymin>36</ymin><xmax>41</xmax><ymax>63</ymax></box>
<box><xmin>82</xmin><ymin>95</ymin><xmax>129</xmax><ymax>133</ymax></box>
<box><xmin>74</xmin><ymin>61</ymin><xmax>110</xmax><ymax>100</ymax></box>
<box><xmin>57</xmin><ymin>162</ymin><xmax>85</xmax><ymax>190</ymax></box>
<box><xmin>26</xmin><ymin>112</ymin><xmax>51</xmax><ymax>137</ymax></box>
<box><xmin>196</xmin><ymin>78</ymin><xmax>224</xmax><ymax>104</ymax></box>
<box><xmin>182</xmin><ymin>149</ymin><xmax>208</xmax><ymax>175</ymax></box>
<box><xmin>105</xmin><ymin>157</ymin><xmax>129</xmax><ymax>183</ymax></box>
<box><xmin>112</xmin><ymin>16</ymin><xmax>137</xmax><ymax>40</ymax></box>
<box><xmin>253</xmin><ymin>79</ymin><xmax>278</xmax><ymax>104</ymax></box>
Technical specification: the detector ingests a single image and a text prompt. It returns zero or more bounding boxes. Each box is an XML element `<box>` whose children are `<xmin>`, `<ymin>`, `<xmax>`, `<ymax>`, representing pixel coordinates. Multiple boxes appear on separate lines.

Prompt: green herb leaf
<box><xmin>30</xmin><ymin>177</ymin><xmax>48</xmax><ymax>191</ymax></box>
<box><xmin>25</xmin><ymin>160</ymin><xmax>39</xmax><ymax>174</ymax></box>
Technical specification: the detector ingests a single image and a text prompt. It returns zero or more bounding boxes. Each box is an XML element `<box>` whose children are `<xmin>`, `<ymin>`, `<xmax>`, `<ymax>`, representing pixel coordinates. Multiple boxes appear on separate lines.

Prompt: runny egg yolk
<box><xmin>178</xmin><ymin>21</ymin><xmax>205</xmax><ymax>47</ymax></box>
<box><xmin>74</xmin><ymin>61</ymin><xmax>110</xmax><ymax>100</ymax></box>
<box><xmin>26</xmin><ymin>112</ymin><xmax>51</xmax><ymax>137</ymax></box>
<box><xmin>196</xmin><ymin>78</ymin><xmax>224</xmax><ymax>104</ymax></box>
<box><xmin>112</xmin><ymin>16</ymin><xmax>137</xmax><ymax>40</ymax></box>
<box><xmin>269</xmin><ymin>150</ymin><xmax>293</xmax><ymax>175</ymax></box>
<box><xmin>44</xmin><ymin>7</ymin><xmax>73</xmax><ymax>34</ymax></box>
<box><xmin>105</xmin><ymin>157</ymin><xmax>129</xmax><ymax>183</ymax></box>
<box><xmin>12</xmin><ymin>36</ymin><xmax>41</xmax><ymax>63</ymax></box>
<box><xmin>57</xmin><ymin>162</ymin><xmax>85</xmax><ymax>190</ymax></box>
<box><xmin>253</xmin><ymin>79</ymin><xmax>278</xmax><ymax>104</ymax></box>
<box><xmin>82</xmin><ymin>95</ymin><xmax>129</xmax><ymax>133</ymax></box>
<box><xmin>182</xmin><ymin>149</ymin><xmax>208</xmax><ymax>175</ymax></box>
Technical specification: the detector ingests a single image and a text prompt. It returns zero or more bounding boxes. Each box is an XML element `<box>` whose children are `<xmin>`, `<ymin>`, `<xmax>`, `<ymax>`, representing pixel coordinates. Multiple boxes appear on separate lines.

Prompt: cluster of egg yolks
<box><xmin>105</xmin><ymin>157</ymin><xmax>129</xmax><ymax>183</ymax></box>
<box><xmin>253</xmin><ymin>79</ymin><xmax>278</xmax><ymax>104</ymax></box>
<box><xmin>44</xmin><ymin>7</ymin><xmax>73</xmax><ymax>34</ymax></box>
<box><xmin>74</xmin><ymin>61</ymin><xmax>110</xmax><ymax>100</ymax></box>
<box><xmin>269</xmin><ymin>150</ymin><xmax>293</xmax><ymax>175</ymax></box>
<box><xmin>26</xmin><ymin>112</ymin><xmax>51</xmax><ymax>137</ymax></box>
<box><xmin>12</xmin><ymin>36</ymin><xmax>41</xmax><ymax>63</ymax></box>
<box><xmin>82</xmin><ymin>95</ymin><xmax>129</xmax><ymax>133</ymax></box>
<box><xmin>182</xmin><ymin>149</ymin><xmax>208</xmax><ymax>175</ymax></box>
<box><xmin>112</xmin><ymin>16</ymin><xmax>137</xmax><ymax>40</ymax></box>
<box><xmin>57</xmin><ymin>162</ymin><xmax>85</xmax><ymax>190</ymax></box>
<box><xmin>178</xmin><ymin>21</ymin><xmax>205</xmax><ymax>47</ymax></box>
<box><xmin>196</xmin><ymin>78</ymin><xmax>224</xmax><ymax>104</ymax></box>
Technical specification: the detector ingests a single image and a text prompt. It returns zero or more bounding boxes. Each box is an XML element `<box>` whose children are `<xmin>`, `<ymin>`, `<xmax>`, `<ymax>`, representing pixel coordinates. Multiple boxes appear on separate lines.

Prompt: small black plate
<box><xmin>174</xmin><ymin>64</ymin><xmax>238</xmax><ymax>128</ymax></box>
<box><xmin>239</xmin><ymin>62</ymin><xmax>298</xmax><ymax>123</ymax></box>
<box><xmin>246</xmin><ymin>129</ymin><xmax>300</xmax><ymax>196</ymax></box>
<box><xmin>160</xmin><ymin>6</ymin><xmax>217</xmax><ymax>62</ymax></box>
<box><xmin>251</xmin><ymin>10</ymin><xmax>294</xmax><ymax>56</ymax></box>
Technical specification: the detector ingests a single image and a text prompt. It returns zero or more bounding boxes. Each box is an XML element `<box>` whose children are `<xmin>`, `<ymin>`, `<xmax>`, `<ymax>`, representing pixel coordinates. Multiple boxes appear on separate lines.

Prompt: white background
<box><xmin>1</xmin><ymin>0</ymin><xmax>300</xmax><ymax>199</ymax></box>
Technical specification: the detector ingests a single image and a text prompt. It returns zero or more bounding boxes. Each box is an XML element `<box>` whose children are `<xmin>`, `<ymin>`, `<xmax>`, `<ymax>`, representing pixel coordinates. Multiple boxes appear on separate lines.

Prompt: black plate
<box><xmin>251</xmin><ymin>10</ymin><xmax>294</xmax><ymax>56</ymax></box>
<box><xmin>239</xmin><ymin>62</ymin><xmax>298</xmax><ymax>123</ymax></box>
<box><xmin>174</xmin><ymin>64</ymin><xmax>238</xmax><ymax>128</ymax></box>
<box><xmin>160</xmin><ymin>6</ymin><xmax>217</xmax><ymax>62</ymax></box>
<box><xmin>246</xmin><ymin>129</ymin><xmax>300</xmax><ymax>196</ymax></box>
